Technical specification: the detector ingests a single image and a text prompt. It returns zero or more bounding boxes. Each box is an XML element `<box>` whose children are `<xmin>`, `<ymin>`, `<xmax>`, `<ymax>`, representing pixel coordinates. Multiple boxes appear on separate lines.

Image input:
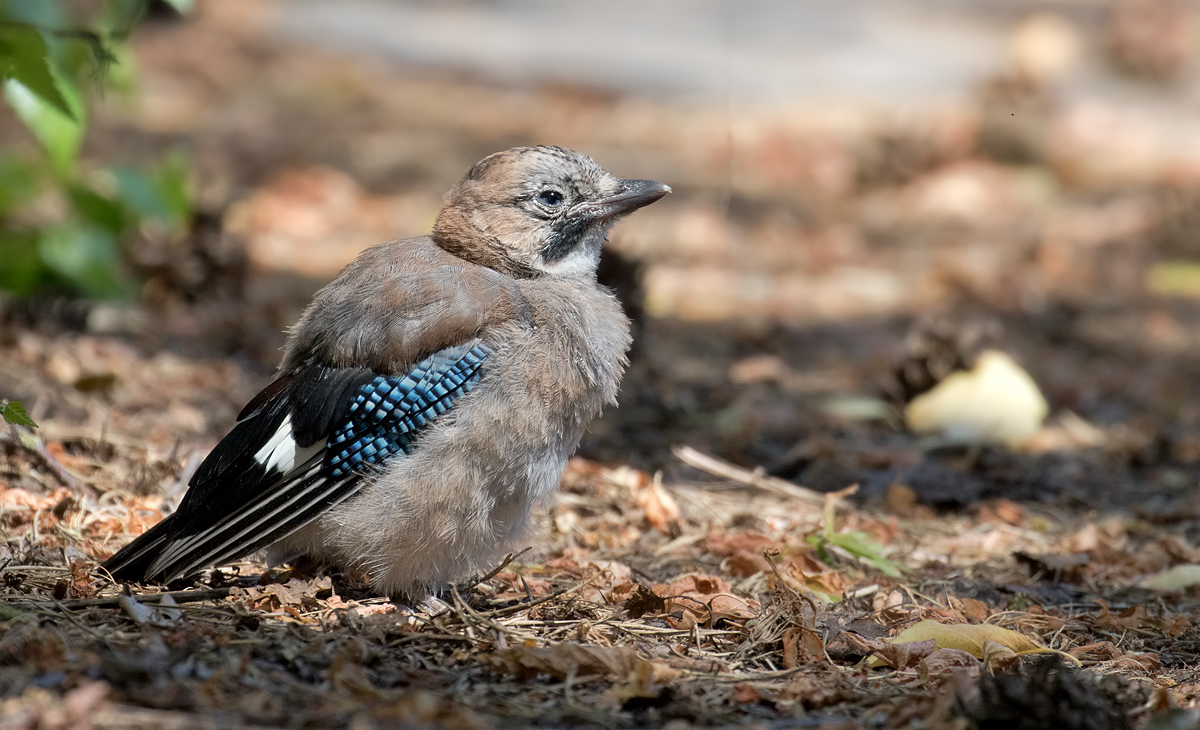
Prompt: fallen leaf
<box><xmin>611</xmin><ymin>654</ymin><xmax>682</xmax><ymax>702</ymax></box>
<box><xmin>661</xmin><ymin>575</ymin><xmax>757</xmax><ymax>627</ymax></box>
<box><xmin>724</xmin><ymin>551</ymin><xmax>772</xmax><ymax>577</ymax></box>
<box><xmin>954</xmin><ymin>597</ymin><xmax>991</xmax><ymax>623</ymax></box>
<box><xmin>1068</xmin><ymin>641</ymin><xmax>1122</xmax><ymax>660</ymax></box>
<box><xmin>781</xmin><ymin>626</ymin><xmax>827</xmax><ymax>667</ymax></box>
<box><xmin>885</xmin><ymin>482</ymin><xmax>918</xmax><ymax>515</ymax></box>
<box><xmin>607</xmin><ymin>467</ymin><xmax>680</xmax><ymax>531</ymax></box>
<box><xmin>492</xmin><ymin>643</ymin><xmax>641</xmax><ymax>680</ymax></box>
<box><xmin>921</xmin><ymin>648</ymin><xmax>980</xmax><ymax>678</ymax></box>
<box><xmin>706</xmin><ymin>531</ymin><xmax>776</xmax><ymax>556</ymax></box>
<box><xmin>1115</xmin><ymin>653</ymin><xmax>1161</xmax><ymax>672</ymax></box>
<box><xmin>981</xmin><ymin>638</ymin><xmax>1020</xmax><ymax>672</ymax></box>
<box><xmin>888</xmin><ymin>619</ymin><xmax>1077</xmax><ymax>667</ymax></box>
<box><xmin>855</xmin><ymin>635</ymin><xmax>937</xmax><ymax>669</ymax></box>
<box><xmin>579</xmin><ymin>560</ymin><xmax>634</xmax><ymax>604</ymax></box>
<box><xmin>623</xmin><ymin>584</ymin><xmax>666</xmax><ymax>619</ymax></box>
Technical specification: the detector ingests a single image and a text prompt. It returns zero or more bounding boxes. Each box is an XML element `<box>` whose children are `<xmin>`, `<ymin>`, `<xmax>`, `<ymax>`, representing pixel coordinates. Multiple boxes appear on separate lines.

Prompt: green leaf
<box><xmin>2</xmin><ymin>400</ymin><xmax>37</xmax><ymax>428</ymax></box>
<box><xmin>67</xmin><ymin>184</ymin><xmax>129</xmax><ymax>234</ymax></box>
<box><xmin>0</xmin><ymin>155</ymin><xmax>41</xmax><ymax>215</ymax></box>
<box><xmin>111</xmin><ymin>155</ymin><xmax>191</xmax><ymax>232</ymax></box>
<box><xmin>0</xmin><ymin>25</ymin><xmax>74</xmax><ymax>119</ymax></box>
<box><xmin>102</xmin><ymin>38</ymin><xmax>137</xmax><ymax>96</ymax></box>
<box><xmin>161</xmin><ymin>0</ymin><xmax>195</xmax><ymax>15</ymax></box>
<box><xmin>155</xmin><ymin>151</ymin><xmax>192</xmax><ymax>229</ymax></box>
<box><xmin>0</xmin><ymin>229</ymin><xmax>55</xmax><ymax>295</ymax></box>
<box><xmin>808</xmin><ymin>532</ymin><xmax>904</xmax><ymax>578</ymax></box>
<box><xmin>37</xmin><ymin>222</ymin><xmax>133</xmax><ymax>298</ymax></box>
<box><xmin>4</xmin><ymin>73</ymin><xmax>84</xmax><ymax>175</ymax></box>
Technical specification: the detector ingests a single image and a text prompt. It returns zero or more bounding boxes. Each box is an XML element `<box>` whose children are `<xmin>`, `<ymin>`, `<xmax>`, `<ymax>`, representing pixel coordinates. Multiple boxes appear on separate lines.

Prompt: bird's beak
<box><xmin>581</xmin><ymin>179</ymin><xmax>671</xmax><ymax>220</ymax></box>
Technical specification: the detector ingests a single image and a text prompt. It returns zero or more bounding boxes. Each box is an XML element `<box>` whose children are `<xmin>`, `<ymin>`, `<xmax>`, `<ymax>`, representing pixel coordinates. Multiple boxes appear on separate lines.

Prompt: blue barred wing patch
<box><xmin>328</xmin><ymin>343</ymin><xmax>489</xmax><ymax>476</ymax></box>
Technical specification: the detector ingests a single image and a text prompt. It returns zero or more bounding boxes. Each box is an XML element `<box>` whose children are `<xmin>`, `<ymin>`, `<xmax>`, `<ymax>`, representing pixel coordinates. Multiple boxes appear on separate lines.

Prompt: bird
<box><xmin>102</xmin><ymin>145</ymin><xmax>670</xmax><ymax>598</ymax></box>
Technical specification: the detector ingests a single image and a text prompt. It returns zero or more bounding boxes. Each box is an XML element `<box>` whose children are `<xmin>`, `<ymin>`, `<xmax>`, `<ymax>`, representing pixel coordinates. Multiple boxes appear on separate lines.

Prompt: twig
<box><xmin>464</xmin><ymin>547</ymin><xmax>531</xmax><ymax>591</ymax></box>
<box><xmin>424</xmin><ymin>568</ymin><xmax>599</xmax><ymax>627</ymax></box>
<box><xmin>390</xmin><ymin>632</ymin><xmax>477</xmax><ymax>645</ymax></box>
<box><xmin>672</xmin><ymin>445</ymin><xmax>826</xmax><ymax>505</ymax></box>
<box><xmin>1</xmin><ymin>431</ymin><xmax>81</xmax><ymax>490</ymax></box>
<box><xmin>5</xmin><ymin>587</ymin><xmax>232</xmax><ymax>611</ymax></box>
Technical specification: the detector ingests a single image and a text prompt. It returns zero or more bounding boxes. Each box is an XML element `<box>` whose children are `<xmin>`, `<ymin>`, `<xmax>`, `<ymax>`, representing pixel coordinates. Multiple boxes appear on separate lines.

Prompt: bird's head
<box><xmin>433</xmin><ymin>146</ymin><xmax>670</xmax><ymax>279</ymax></box>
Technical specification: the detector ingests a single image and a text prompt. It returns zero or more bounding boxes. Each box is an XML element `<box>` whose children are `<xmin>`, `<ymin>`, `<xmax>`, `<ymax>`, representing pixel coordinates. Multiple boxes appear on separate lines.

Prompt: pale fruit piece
<box><xmin>904</xmin><ymin>350</ymin><xmax>1048</xmax><ymax>447</ymax></box>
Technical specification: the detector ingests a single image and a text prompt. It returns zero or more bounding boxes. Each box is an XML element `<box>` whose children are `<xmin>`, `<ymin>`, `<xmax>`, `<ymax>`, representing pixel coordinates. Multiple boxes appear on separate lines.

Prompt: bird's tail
<box><xmin>101</xmin><ymin>515</ymin><xmax>177</xmax><ymax>583</ymax></box>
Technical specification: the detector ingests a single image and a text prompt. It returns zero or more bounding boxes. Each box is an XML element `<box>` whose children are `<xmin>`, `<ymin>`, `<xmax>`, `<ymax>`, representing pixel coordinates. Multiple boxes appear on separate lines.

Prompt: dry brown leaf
<box><xmin>234</xmin><ymin>577</ymin><xmax>331</xmax><ymax>612</ymax></box>
<box><xmin>870</xmin><ymin>637</ymin><xmax>938</xmax><ymax>669</ymax></box>
<box><xmin>706</xmin><ymin>531</ymin><xmax>777</xmax><ymax>556</ymax></box>
<box><xmin>1114</xmin><ymin>653</ymin><xmax>1161</xmax><ymax>672</ymax></box>
<box><xmin>873</xmin><ymin>589</ymin><xmax>906</xmax><ymax>613</ymax></box>
<box><xmin>724</xmin><ymin>551</ymin><xmax>773</xmax><ymax>577</ymax></box>
<box><xmin>885</xmin><ymin>482</ymin><xmax>919</xmax><ymax>515</ymax></box>
<box><xmin>662</xmin><ymin>574</ymin><xmax>757</xmax><ymax>627</ymax></box>
<box><xmin>921</xmin><ymin>648</ymin><xmax>979</xmax><ymax>678</ymax></box>
<box><xmin>611</xmin><ymin>655</ymin><xmax>682</xmax><ymax>702</ymax></box>
<box><xmin>580</xmin><ymin>560</ymin><xmax>634</xmax><ymax>604</ymax></box>
<box><xmin>781</xmin><ymin>627</ymin><xmax>827</xmax><ymax>668</ymax></box>
<box><xmin>640</xmin><ymin>476</ymin><xmax>680</xmax><ymax>532</ymax></box>
<box><xmin>1093</xmin><ymin>603</ymin><xmax>1161</xmax><ymax>634</ymax></box>
<box><xmin>952</xmin><ymin>597</ymin><xmax>991</xmax><ymax>623</ymax></box>
<box><xmin>607</xmin><ymin>467</ymin><xmax>680</xmax><ymax>532</ymax></box>
<box><xmin>1068</xmin><ymin>641</ymin><xmax>1122</xmax><ymax>660</ymax></box>
<box><xmin>491</xmin><ymin>644</ymin><xmax>641</xmax><ymax>680</ymax></box>
<box><xmin>977</xmin><ymin>498</ymin><xmax>1025</xmax><ymax>526</ymax></box>
<box><xmin>623</xmin><ymin>584</ymin><xmax>667</xmax><ymax>619</ymax></box>
<box><xmin>781</xmin><ymin>551</ymin><xmax>847</xmax><ymax>598</ymax></box>
<box><xmin>980</xmin><ymin>638</ymin><xmax>1020</xmax><ymax>672</ymax></box>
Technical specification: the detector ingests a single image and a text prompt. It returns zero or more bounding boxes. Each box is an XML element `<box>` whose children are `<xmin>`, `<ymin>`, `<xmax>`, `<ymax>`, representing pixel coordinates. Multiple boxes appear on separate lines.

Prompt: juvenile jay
<box><xmin>103</xmin><ymin>146</ymin><xmax>670</xmax><ymax>597</ymax></box>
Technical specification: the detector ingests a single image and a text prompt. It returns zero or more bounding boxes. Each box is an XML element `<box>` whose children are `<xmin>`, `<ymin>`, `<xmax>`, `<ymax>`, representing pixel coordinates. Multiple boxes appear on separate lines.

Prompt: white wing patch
<box><xmin>255</xmin><ymin>415</ymin><xmax>298</xmax><ymax>473</ymax></box>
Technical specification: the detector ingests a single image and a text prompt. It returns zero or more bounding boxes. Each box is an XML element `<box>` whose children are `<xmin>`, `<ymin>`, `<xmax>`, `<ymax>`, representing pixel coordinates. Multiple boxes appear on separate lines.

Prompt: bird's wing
<box><xmin>103</xmin><ymin>341</ymin><xmax>490</xmax><ymax>583</ymax></box>
<box><xmin>281</xmin><ymin>240</ymin><xmax>527</xmax><ymax>374</ymax></box>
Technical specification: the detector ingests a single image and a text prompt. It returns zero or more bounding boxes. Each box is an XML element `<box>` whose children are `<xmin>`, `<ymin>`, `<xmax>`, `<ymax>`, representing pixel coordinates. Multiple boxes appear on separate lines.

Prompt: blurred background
<box><xmin>6</xmin><ymin>0</ymin><xmax>1200</xmax><ymax>516</ymax></box>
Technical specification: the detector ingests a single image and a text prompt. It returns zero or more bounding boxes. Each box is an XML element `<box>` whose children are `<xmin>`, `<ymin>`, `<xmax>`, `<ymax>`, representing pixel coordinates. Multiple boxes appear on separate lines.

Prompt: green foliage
<box><xmin>1</xmin><ymin>399</ymin><xmax>36</xmax><ymax>428</ymax></box>
<box><xmin>0</xmin><ymin>0</ymin><xmax>192</xmax><ymax>300</ymax></box>
<box><xmin>808</xmin><ymin>491</ymin><xmax>904</xmax><ymax>578</ymax></box>
<box><xmin>0</xmin><ymin>23</ymin><xmax>75</xmax><ymax>119</ymax></box>
<box><xmin>5</xmin><ymin>68</ymin><xmax>84</xmax><ymax>174</ymax></box>
<box><xmin>807</xmin><ymin>529</ymin><xmax>904</xmax><ymax>578</ymax></box>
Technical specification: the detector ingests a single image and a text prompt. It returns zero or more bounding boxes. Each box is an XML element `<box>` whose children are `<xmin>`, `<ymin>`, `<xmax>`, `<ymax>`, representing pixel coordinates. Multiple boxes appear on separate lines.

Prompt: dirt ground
<box><xmin>6</xmin><ymin>3</ymin><xmax>1200</xmax><ymax>728</ymax></box>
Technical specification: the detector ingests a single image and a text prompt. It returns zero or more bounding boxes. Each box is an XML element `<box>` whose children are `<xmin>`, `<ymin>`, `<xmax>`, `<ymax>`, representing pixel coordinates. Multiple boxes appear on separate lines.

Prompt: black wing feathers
<box><xmin>289</xmin><ymin>366</ymin><xmax>373</xmax><ymax>446</ymax></box>
<box><xmin>102</xmin><ymin>515</ymin><xmax>177</xmax><ymax>581</ymax></box>
<box><xmin>178</xmin><ymin>367</ymin><xmax>372</xmax><ymax>524</ymax></box>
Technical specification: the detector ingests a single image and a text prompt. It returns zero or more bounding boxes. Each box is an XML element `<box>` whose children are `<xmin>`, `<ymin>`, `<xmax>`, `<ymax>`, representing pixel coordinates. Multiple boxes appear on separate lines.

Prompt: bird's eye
<box><xmin>536</xmin><ymin>189</ymin><xmax>564</xmax><ymax>207</ymax></box>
